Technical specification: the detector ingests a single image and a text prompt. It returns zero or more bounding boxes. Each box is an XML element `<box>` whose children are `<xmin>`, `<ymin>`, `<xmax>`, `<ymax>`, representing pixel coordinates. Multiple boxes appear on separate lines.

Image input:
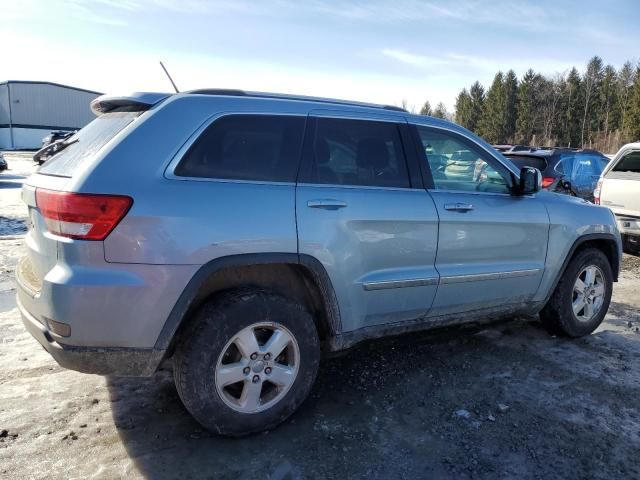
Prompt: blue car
<box><xmin>504</xmin><ymin>148</ymin><xmax>610</xmax><ymax>202</ymax></box>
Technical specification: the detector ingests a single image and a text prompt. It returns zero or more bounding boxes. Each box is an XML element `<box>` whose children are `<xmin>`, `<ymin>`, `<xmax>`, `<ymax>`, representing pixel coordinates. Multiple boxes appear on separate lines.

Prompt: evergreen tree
<box><xmin>479</xmin><ymin>72</ymin><xmax>506</xmax><ymax>143</ymax></box>
<box><xmin>563</xmin><ymin>67</ymin><xmax>583</xmax><ymax>147</ymax></box>
<box><xmin>516</xmin><ymin>69</ymin><xmax>539</xmax><ymax>144</ymax></box>
<box><xmin>419</xmin><ymin>101</ymin><xmax>433</xmax><ymax>116</ymax></box>
<box><xmin>454</xmin><ymin>89</ymin><xmax>473</xmax><ymax>128</ymax></box>
<box><xmin>503</xmin><ymin>70</ymin><xmax>518</xmax><ymax>143</ymax></box>
<box><xmin>449</xmin><ymin>57</ymin><xmax>635</xmax><ymax>152</ymax></box>
<box><xmin>617</xmin><ymin>61</ymin><xmax>636</xmax><ymax>140</ymax></box>
<box><xmin>600</xmin><ymin>65</ymin><xmax>619</xmax><ymax>150</ymax></box>
<box><xmin>581</xmin><ymin>56</ymin><xmax>604</xmax><ymax>147</ymax></box>
<box><xmin>468</xmin><ymin>81</ymin><xmax>485</xmax><ymax>133</ymax></box>
<box><xmin>628</xmin><ymin>66</ymin><xmax>640</xmax><ymax>142</ymax></box>
<box><xmin>433</xmin><ymin>102</ymin><xmax>448</xmax><ymax>119</ymax></box>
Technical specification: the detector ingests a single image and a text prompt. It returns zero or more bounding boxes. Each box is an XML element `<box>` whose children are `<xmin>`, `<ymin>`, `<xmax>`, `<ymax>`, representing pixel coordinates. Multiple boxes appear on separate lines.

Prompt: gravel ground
<box><xmin>1</xmin><ymin>154</ymin><xmax>640</xmax><ymax>479</ymax></box>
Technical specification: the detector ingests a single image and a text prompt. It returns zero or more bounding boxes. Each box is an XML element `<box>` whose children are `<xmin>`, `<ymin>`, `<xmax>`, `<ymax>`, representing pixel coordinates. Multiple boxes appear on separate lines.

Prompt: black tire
<box><xmin>540</xmin><ymin>248</ymin><xmax>613</xmax><ymax>337</ymax></box>
<box><xmin>173</xmin><ymin>289</ymin><xmax>320</xmax><ymax>436</ymax></box>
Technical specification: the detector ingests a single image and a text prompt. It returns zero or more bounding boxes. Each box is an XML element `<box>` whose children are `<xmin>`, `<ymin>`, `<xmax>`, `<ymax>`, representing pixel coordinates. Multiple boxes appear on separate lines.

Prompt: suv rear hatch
<box><xmin>599</xmin><ymin>149</ymin><xmax>640</xmax><ymax>238</ymax></box>
<box><xmin>600</xmin><ymin>150</ymin><xmax>640</xmax><ymax>217</ymax></box>
<box><xmin>18</xmin><ymin>93</ymin><xmax>168</xmax><ymax>294</ymax></box>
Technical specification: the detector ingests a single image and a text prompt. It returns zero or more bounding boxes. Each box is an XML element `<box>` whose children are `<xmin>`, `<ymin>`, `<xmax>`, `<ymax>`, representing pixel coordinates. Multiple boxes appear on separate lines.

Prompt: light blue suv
<box><xmin>17</xmin><ymin>90</ymin><xmax>621</xmax><ymax>436</ymax></box>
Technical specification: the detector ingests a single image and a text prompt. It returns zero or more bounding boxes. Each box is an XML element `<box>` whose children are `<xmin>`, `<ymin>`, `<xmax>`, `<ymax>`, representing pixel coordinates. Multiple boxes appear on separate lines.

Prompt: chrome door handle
<box><xmin>444</xmin><ymin>203</ymin><xmax>474</xmax><ymax>212</ymax></box>
<box><xmin>307</xmin><ymin>199</ymin><xmax>348</xmax><ymax>210</ymax></box>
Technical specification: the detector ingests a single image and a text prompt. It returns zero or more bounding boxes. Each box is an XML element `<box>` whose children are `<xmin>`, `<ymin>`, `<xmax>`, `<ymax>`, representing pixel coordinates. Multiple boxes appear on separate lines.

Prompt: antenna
<box><xmin>159</xmin><ymin>61</ymin><xmax>179</xmax><ymax>93</ymax></box>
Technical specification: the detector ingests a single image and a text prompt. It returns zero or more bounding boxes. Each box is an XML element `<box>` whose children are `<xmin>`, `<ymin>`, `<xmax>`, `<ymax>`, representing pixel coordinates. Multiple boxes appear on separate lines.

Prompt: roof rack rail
<box><xmin>187</xmin><ymin>89</ymin><xmax>247</xmax><ymax>96</ymax></box>
<box><xmin>185</xmin><ymin>88</ymin><xmax>409</xmax><ymax>113</ymax></box>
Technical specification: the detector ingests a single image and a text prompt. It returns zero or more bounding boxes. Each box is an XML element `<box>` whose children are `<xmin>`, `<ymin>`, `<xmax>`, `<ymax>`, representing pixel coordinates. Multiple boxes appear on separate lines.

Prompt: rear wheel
<box><xmin>173</xmin><ymin>289</ymin><xmax>320</xmax><ymax>436</ymax></box>
<box><xmin>540</xmin><ymin>248</ymin><xmax>613</xmax><ymax>337</ymax></box>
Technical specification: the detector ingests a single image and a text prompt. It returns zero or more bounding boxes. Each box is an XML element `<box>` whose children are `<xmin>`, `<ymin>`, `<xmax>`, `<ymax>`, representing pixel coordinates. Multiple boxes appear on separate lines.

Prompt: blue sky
<box><xmin>1</xmin><ymin>0</ymin><xmax>638</xmax><ymax>110</ymax></box>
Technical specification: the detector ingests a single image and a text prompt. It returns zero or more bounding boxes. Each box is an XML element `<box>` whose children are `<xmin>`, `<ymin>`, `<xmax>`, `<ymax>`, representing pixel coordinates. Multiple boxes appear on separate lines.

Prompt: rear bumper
<box><xmin>18</xmin><ymin>295</ymin><xmax>165</xmax><ymax>376</ymax></box>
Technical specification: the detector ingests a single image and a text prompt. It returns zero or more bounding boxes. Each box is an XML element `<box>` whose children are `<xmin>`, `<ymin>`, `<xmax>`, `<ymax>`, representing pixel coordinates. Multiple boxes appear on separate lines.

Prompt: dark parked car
<box><xmin>42</xmin><ymin>130</ymin><xmax>74</xmax><ymax>149</ymax></box>
<box><xmin>0</xmin><ymin>153</ymin><xmax>7</xmax><ymax>171</ymax></box>
<box><xmin>493</xmin><ymin>144</ymin><xmax>536</xmax><ymax>154</ymax></box>
<box><xmin>504</xmin><ymin>148</ymin><xmax>610</xmax><ymax>202</ymax></box>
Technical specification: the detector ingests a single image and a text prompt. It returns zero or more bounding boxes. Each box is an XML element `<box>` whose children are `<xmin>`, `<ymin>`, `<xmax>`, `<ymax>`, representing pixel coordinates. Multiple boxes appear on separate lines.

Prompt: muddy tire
<box><xmin>173</xmin><ymin>289</ymin><xmax>320</xmax><ymax>436</ymax></box>
<box><xmin>540</xmin><ymin>248</ymin><xmax>613</xmax><ymax>337</ymax></box>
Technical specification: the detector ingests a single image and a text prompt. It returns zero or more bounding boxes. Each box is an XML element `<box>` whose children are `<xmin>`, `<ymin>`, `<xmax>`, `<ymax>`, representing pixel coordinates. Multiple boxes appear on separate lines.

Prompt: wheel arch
<box><xmin>543</xmin><ymin>233</ymin><xmax>621</xmax><ymax>306</ymax></box>
<box><xmin>154</xmin><ymin>253</ymin><xmax>342</xmax><ymax>355</ymax></box>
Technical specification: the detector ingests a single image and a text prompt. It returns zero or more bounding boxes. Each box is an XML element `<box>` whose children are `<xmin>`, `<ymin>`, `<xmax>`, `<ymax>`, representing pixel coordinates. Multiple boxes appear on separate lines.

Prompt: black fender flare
<box><xmin>541</xmin><ymin>232</ymin><xmax>621</xmax><ymax>306</ymax></box>
<box><xmin>153</xmin><ymin>253</ymin><xmax>341</xmax><ymax>351</ymax></box>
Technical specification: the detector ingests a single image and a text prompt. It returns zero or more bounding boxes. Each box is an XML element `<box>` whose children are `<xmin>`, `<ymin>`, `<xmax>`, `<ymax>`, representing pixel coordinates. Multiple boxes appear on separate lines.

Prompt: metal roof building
<box><xmin>0</xmin><ymin>81</ymin><xmax>102</xmax><ymax>150</ymax></box>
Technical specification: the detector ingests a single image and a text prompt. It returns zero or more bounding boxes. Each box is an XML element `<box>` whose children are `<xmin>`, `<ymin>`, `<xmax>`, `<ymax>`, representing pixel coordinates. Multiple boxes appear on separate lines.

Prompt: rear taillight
<box><xmin>541</xmin><ymin>177</ymin><xmax>555</xmax><ymax>189</ymax></box>
<box><xmin>35</xmin><ymin>188</ymin><xmax>132</xmax><ymax>240</ymax></box>
<box><xmin>594</xmin><ymin>178</ymin><xmax>603</xmax><ymax>205</ymax></box>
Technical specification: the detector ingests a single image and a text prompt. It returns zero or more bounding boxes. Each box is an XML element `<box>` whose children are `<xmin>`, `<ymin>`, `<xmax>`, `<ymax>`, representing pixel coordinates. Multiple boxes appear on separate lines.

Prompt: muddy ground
<box><xmin>1</xmin><ymin>154</ymin><xmax>640</xmax><ymax>479</ymax></box>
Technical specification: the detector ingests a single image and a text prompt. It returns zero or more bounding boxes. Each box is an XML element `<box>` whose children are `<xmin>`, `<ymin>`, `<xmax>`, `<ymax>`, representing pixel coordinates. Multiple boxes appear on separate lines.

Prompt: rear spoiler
<box><xmin>90</xmin><ymin>92</ymin><xmax>171</xmax><ymax>115</ymax></box>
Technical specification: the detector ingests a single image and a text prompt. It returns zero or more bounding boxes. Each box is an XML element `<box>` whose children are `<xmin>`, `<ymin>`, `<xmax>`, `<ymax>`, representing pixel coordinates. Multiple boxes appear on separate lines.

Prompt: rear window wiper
<box><xmin>33</xmin><ymin>137</ymin><xmax>78</xmax><ymax>164</ymax></box>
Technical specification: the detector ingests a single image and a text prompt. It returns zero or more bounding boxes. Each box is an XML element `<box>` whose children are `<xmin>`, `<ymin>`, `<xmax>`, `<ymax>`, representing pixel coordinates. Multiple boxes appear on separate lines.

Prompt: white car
<box><xmin>595</xmin><ymin>142</ymin><xmax>640</xmax><ymax>255</ymax></box>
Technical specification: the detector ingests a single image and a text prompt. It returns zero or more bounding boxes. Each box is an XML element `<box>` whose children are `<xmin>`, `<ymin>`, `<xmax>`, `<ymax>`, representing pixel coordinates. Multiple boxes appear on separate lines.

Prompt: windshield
<box><xmin>504</xmin><ymin>155</ymin><xmax>548</xmax><ymax>172</ymax></box>
<box><xmin>38</xmin><ymin>110</ymin><xmax>141</xmax><ymax>177</ymax></box>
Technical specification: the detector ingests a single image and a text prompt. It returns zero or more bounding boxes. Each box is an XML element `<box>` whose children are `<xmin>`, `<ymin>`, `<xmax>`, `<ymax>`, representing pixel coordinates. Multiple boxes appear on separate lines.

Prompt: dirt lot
<box><xmin>1</xmin><ymin>154</ymin><xmax>640</xmax><ymax>479</ymax></box>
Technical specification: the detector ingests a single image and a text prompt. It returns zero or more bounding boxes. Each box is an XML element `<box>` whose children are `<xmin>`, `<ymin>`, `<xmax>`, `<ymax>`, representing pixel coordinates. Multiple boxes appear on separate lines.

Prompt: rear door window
<box><xmin>304</xmin><ymin>117</ymin><xmax>410</xmax><ymax>188</ymax></box>
<box><xmin>175</xmin><ymin>114</ymin><xmax>305</xmax><ymax>182</ymax></box>
<box><xmin>39</xmin><ymin>110</ymin><xmax>141</xmax><ymax>177</ymax></box>
<box><xmin>611</xmin><ymin>151</ymin><xmax>640</xmax><ymax>174</ymax></box>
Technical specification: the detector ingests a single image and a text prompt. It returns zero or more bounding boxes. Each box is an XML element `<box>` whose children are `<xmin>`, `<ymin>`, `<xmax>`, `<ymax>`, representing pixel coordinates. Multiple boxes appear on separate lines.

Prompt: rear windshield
<box><xmin>556</xmin><ymin>153</ymin><xmax>609</xmax><ymax>176</ymax></box>
<box><xmin>504</xmin><ymin>155</ymin><xmax>548</xmax><ymax>172</ymax></box>
<box><xmin>611</xmin><ymin>151</ymin><xmax>640</xmax><ymax>174</ymax></box>
<box><xmin>38</xmin><ymin>110</ymin><xmax>141</xmax><ymax>177</ymax></box>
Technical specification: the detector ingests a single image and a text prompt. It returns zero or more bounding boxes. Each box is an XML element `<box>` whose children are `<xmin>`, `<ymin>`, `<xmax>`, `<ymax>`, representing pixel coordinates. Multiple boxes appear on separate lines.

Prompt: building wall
<box><xmin>0</xmin><ymin>84</ymin><xmax>9</xmax><ymax>125</ymax></box>
<box><xmin>0</xmin><ymin>128</ymin><xmax>10</xmax><ymax>149</ymax></box>
<box><xmin>13</xmin><ymin>127</ymin><xmax>75</xmax><ymax>150</ymax></box>
<box><xmin>0</xmin><ymin>81</ymin><xmax>101</xmax><ymax>150</ymax></box>
<box><xmin>8</xmin><ymin>82</ymin><xmax>99</xmax><ymax>129</ymax></box>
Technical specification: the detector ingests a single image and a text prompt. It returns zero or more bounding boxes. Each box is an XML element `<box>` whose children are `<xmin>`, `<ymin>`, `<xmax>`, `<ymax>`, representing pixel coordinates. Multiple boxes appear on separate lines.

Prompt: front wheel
<box><xmin>173</xmin><ymin>290</ymin><xmax>320</xmax><ymax>436</ymax></box>
<box><xmin>540</xmin><ymin>248</ymin><xmax>613</xmax><ymax>337</ymax></box>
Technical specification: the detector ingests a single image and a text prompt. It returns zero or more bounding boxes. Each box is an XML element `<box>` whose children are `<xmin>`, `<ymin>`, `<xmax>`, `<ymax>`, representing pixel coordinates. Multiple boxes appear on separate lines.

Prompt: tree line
<box><xmin>420</xmin><ymin>56</ymin><xmax>640</xmax><ymax>153</ymax></box>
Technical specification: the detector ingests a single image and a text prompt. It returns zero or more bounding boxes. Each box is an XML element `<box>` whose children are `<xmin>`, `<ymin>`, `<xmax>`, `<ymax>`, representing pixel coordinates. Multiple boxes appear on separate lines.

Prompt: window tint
<box><xmin>308</xmin><ymin>118</ymin><xmax>410</xmax><ymax>188</ymax></box>
<box><xmin>416</xmin><ymin>126</ymin><xmax>511</xmax><ymax>194</ymax></box>
<box><xmin>612</xmin><ymin>151</ymin><xmax>640</xmax><ymax>173</ymax></box>
<box><xmin>175</xmin><ymin>115</ymin><xmax>305</xmax><ymax>182</ymax></box>
<box><xmin>39</xmin><ymin>110</ymin><xmax>140</xmax><ymax>178</ymax></box>
<box><xmin>504</xmin><ymin>155</ymin><xmax>547</xmax><ymax>172</ymax></box>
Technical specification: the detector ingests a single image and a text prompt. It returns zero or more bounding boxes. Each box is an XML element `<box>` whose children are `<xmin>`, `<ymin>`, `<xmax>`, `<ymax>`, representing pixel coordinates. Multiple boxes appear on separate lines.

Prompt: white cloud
<box><xmin>381</xmin><ymin>48</ymin><xmax>581</xmax><ymax>78</ymax></box>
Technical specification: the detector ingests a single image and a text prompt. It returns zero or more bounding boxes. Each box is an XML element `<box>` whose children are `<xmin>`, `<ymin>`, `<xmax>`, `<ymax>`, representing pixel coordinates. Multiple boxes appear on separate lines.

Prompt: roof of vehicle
<box><xmin>504</xmin><ymin>148</ymin><xmax>606</xmax><ymax>158</ymax></box>
<box><xmin>90</xmin><ymin>89</ymin><xmax>408</xmax><ymax>115</ymax></box>
<box><xmin>504</xmin><ymin>149</ymin><xmax>555</xmax><ymax>158</ymax></box>
<box><xmin>89</xmin><ymin>88</ymin><xmax>509</xmax><ymax>172</ymax></box>
<box><xmin>604</xmin><ymin>142</ymin><xmax>640</xmax><ymax>173</ymax></box>
<box><xmin>615</xmin><ymin>142</ymin><xmax>640</xmax><ymax>155</ymax></box>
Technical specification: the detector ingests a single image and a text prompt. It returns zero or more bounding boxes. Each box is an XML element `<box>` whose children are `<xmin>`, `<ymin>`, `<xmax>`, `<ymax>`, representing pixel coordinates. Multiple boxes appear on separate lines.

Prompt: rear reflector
<box><xmin>35</xmin><ymin>189</ymin><xmax>132</xmax><ymax>240</ymax></box>
<box><xmin>45</xmin><ymin>317</ymin><xmax>71</xmax><ymax>337</ymax></box>
<box><xmin>594</xmin><ymin>178</ymin><xmax>603</xmax><ymax>205</ymax></box>
<box><xmin>541</xmin><ymin>177</ymin><xmax>555</xmax><ymax>188</ymax></box>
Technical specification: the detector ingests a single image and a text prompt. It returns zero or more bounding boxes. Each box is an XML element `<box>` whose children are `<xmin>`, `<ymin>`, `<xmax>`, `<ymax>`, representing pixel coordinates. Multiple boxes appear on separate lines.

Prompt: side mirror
<box><xmin>519</xmin><ymin>167</ymin><xmax>541</xmax><ymax>195</ymax></box>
